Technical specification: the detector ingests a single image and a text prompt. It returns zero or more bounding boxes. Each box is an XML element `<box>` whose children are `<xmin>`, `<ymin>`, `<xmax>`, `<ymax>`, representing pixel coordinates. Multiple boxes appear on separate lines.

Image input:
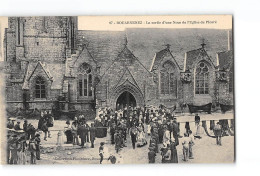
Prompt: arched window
<box><xmin>195</xmin><ymin>61</ymin><xmax>209</xmax><ymax>94</ymax></box>
<box><xmin>160</xmin><ymin>61</ymin><xmax>177</xmax><ymax>97</ymax></box>
<box><xmin>35</xmin><ymin>77</ymin><xmax>46</xmax><ymax>98</ymax></box>
<box><xmin>78</xmin><ymin>63</ymin><xmax>93</xmax><ymax>97</ymax></box>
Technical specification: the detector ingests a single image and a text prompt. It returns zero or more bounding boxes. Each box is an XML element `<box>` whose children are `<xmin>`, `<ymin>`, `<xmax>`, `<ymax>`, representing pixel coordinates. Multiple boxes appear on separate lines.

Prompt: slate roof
<box><xmin>77</xmin><ymin>28</ymin><xmax>229</xmax><ymax>74</ymax></box>
<box><xmin>217</xmin><ymin>50</ymin><xmax>233</xmax><ymax>71</ymax></box>
<box><xmin>77</xmin><ymin>30</ymin><xmax>126</xmax><ymax>75</ymax></box>
<box><xmin>125</xmin><ymin>28</ymin><xmax>229</xmax><ymax>70</ymax></box>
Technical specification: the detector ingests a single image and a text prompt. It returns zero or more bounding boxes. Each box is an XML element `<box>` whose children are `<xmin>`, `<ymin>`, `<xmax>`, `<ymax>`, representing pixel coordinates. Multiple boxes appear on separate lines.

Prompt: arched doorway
<box><xmin>116</xmin><ymin>91</ymin><xmax>136</xmax><ymax>110</ymax></box>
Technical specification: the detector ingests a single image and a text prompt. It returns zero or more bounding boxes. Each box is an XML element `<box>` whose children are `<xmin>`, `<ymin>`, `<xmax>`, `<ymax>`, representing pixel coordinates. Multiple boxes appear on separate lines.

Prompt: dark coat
<box><xmin>38</xmin><ymin>118</ymin><xmax>45</xmax><ymax>130</ymax></box>
<box><xmin>41</xmin><ymin>123</ymin><xmax>48</xmax><ymax>132</ymax></box>
<box><xmin>195</xmin><ymin>115</ymin><xmax>200</xmax><ymax>122</ymax></box>
<box><xmin>148</xmin><ymin>150</ymin><xmax>156</xmax><ymax>163</ymax></box>
<box><xmin>130</xmin><ymin>133</ymin><xmax>137</xmax><ymax>143</ymax></box>
<box><xmin>23</xmin><ymin>123</ymin><xmax>28</xmax><ymax>132</ymax></box>
<box><xmin>14</xmin><ymin>124</ymin><xmax>21</xmax><ymax>130</ymax></box>
<box><xmin>170</xmin><ymin>142</ymin><xmax>178</xmax><ymax>163</ymax></box>
<box><xmin>78</xmin><ymin>125</ymin><xmax>88</xmax><ymax>139</ymax></box>
<box><xmin>172</xmin><ymin>122</ymin><xmax>179</xmax><ymax>136</ymax></box>
<box><xmin>89</xmin><ymin>127</ymin><xmax>96</xmax><ymax>142</ymax></box>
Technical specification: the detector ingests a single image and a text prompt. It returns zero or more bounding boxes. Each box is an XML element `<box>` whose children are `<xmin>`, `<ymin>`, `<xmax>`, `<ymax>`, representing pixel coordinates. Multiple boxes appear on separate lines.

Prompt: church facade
<box><xmin>3</xmin><ymin>16</ymin><xmax>234</xmax><ymax>114</ymax></box>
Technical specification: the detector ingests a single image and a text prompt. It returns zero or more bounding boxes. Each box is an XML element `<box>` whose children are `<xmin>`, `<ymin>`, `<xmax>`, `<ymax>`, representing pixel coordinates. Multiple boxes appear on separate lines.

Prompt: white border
<box><xmin>1</xmin><ymin>0</ymin><xmax>260</xmax><ymax>176</ymax></box>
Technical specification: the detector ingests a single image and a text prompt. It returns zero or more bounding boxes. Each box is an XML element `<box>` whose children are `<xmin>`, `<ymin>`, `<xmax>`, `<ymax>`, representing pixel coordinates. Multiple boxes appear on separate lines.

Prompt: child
<box><xmin>188</xmin><ymin>130</ymin><xmax>195</xmax><ymax>159</ymax></box>
<box><xmin>99</xmin><ymin>142</ymin><xmax>105</xmax><ymax>164</ymax></box>
<box><xmin>182</xmin><ymin>132</ymin><xmax>190</xmax><ymax>161</ymax></box>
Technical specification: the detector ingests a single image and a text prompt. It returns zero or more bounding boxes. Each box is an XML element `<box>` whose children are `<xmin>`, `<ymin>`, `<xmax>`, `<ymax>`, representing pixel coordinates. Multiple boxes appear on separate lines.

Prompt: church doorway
<box><xmin>116</xmin><ymin>91</ymin><xmax>136</xmax><ymax>110</ymax></box>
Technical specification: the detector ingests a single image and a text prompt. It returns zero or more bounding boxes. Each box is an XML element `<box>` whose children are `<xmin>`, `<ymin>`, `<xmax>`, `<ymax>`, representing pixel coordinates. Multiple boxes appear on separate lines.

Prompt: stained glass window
<box><xmin>195</xmin><ymin>61</ymin><xmax>209</xmax><ymax>94</ymax></box>
<box><xmin>35</xmin><ymin>77</ymin><xmax>46</xmax><ymax>98</ymax></box>
<box><xmin>78</xmin><ymin>63</ymin><xmax>93</xmax><ymax>97</ymax></box>
<box><xmin>160</xmin><ymin>61</ymin><xmax>177</xmax><ymax>97</ymax></box>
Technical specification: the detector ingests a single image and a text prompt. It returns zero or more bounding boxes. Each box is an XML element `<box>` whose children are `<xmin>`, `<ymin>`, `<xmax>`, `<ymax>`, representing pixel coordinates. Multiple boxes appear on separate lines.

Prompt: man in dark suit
<box><xmin>78</xmin><ymin>124</ymin><xmax>88</xmax><ymax>148</ymax></box>
<box><xmin>130</xmin><ymin>127</ymin><xmax>137</xmax><ymax>149</ymax></box>
<box><xmin>89</xmin><ymin>123</ymin><xmax>96</xmax><ymax>148</ymax></box>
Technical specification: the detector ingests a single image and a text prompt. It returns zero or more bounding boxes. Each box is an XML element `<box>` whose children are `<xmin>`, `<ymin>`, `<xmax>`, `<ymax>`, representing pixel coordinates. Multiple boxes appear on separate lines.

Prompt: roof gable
<box><xmin>184</xmin><ymin>47</ymin><xmax>215</xmax><ymax>71</ymax></box>
<box><xmin>72</xmin><ymin>45</ymin><xmax>97</xmax><ymax>67</ymax></box>
<box><xmin>101</xmin><ymin>45</ymin><xmax>151</xmax><ymax>80</ymax></box>
<box><xmin>150</xmin><ymin>47</ymin><xmax>181</xmax><ymax>72</ymax></box>
<box><xmin>27</xmin><ymin>61</ymin><xmax>52</xmax><ymax>81</ymax></box>
<box><xmin>113</xmin><ymin>66</ymin><xmax>141</xmax><ymax>91</ymax></box>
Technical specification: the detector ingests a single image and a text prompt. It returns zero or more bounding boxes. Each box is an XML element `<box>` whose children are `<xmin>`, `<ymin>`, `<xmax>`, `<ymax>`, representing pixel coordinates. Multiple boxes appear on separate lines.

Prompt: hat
<box><xmin>100</xmin><ymin>142</ymin><xmax>105</xmax><ymax>146</ymax></box>
<box><xmin>35</xmin><ymin>133</ymin><xmax>40</xmax><ymax>137</ymax></box>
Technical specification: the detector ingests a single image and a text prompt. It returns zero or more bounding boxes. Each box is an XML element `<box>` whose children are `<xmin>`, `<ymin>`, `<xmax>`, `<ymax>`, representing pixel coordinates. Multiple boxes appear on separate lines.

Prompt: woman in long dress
<box><xmin>195</xmin><ymin>122</ymin><xmax>204</xmax><ymax>139</ymax></box>
<box><xmin>170</xmin><ymin>139</ymin><xmax>178</xmax><ymax>163</ymax></box>
<box><xmin>163</xmin><ymin>128</ymin><xmax>171</xmax><ymax>145</ymax></box>
<box><xmin>136</xmin><ymin>124</ymin><xmax>147</xmax><ymax>147</ymax></box>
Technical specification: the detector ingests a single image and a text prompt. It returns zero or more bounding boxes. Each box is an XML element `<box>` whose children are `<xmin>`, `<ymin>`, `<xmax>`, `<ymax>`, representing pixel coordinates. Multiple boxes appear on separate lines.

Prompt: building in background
<box><xmin>3</xmin><ymin>17</ymin><xmax>233</xmax><ymax>116</ymax></box>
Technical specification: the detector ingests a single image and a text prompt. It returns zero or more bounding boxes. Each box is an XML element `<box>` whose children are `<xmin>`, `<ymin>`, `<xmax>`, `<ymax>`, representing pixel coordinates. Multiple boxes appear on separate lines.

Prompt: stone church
<box><xmin>3</xmin><ymin>16</ymin><xmax>233</xmax><ymax>114</ymax></box>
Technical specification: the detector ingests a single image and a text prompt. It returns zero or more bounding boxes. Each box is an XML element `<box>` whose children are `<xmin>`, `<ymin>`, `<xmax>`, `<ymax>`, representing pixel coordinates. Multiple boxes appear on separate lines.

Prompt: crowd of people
<box><xmin>6</xmin><ymin>104</ymin><xmax>233</xmax><ymax>164</ymax></box>
<box><xmin>6</xmin><ymin>110</ymin><xmax>53</xmax><ymax>164</ymax></box>
<box><xmin>93</xmin><ymin>106</ymin><xmax>197</xmax><ymax>163</ymax></box>
<box><xmin>63</xmin><ymin>115</ymin><xmax>97</xmax><ymax>148</ymax></box>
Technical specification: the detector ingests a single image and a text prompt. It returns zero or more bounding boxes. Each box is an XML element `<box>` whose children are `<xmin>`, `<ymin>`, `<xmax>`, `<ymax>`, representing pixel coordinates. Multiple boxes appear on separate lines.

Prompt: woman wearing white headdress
<box><xmin>163</xmin><ymin>127</ymin><xmax>171</xmax><ymax>145</ymax></box>
<box><xmin>136</xmin><ymin>123</ymin><xmax>147</xmax><ymax>147</ymax></box>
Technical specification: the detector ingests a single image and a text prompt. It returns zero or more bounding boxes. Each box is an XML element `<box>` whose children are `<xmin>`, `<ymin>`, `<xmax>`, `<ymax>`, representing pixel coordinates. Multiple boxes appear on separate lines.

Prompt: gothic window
<box><xmin>35</xmin><ymin>77</ymin><xmax>46</xmax><ymax>99</ymax></box>
<box><xmin>195</xmin><ymin>61</ymin><xmax>209</xmax><ymax>95</ymax></box>
<box><xmin>78</xmin><ymin>63</ymin><xmax>93</xmax><ymax>97</ymax></box>
<box><xmin>160</xmin><ymin>61</ymin><xmax>177</xmax><ymax>97</ymax></box>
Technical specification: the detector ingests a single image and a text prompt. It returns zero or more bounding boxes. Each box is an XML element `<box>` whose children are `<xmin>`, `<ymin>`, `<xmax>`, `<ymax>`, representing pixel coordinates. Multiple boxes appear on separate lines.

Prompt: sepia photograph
<box><xmin>0</xmin><ymin>15</ymin><xmax>234</xmax><ymax>165</ymax></box>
